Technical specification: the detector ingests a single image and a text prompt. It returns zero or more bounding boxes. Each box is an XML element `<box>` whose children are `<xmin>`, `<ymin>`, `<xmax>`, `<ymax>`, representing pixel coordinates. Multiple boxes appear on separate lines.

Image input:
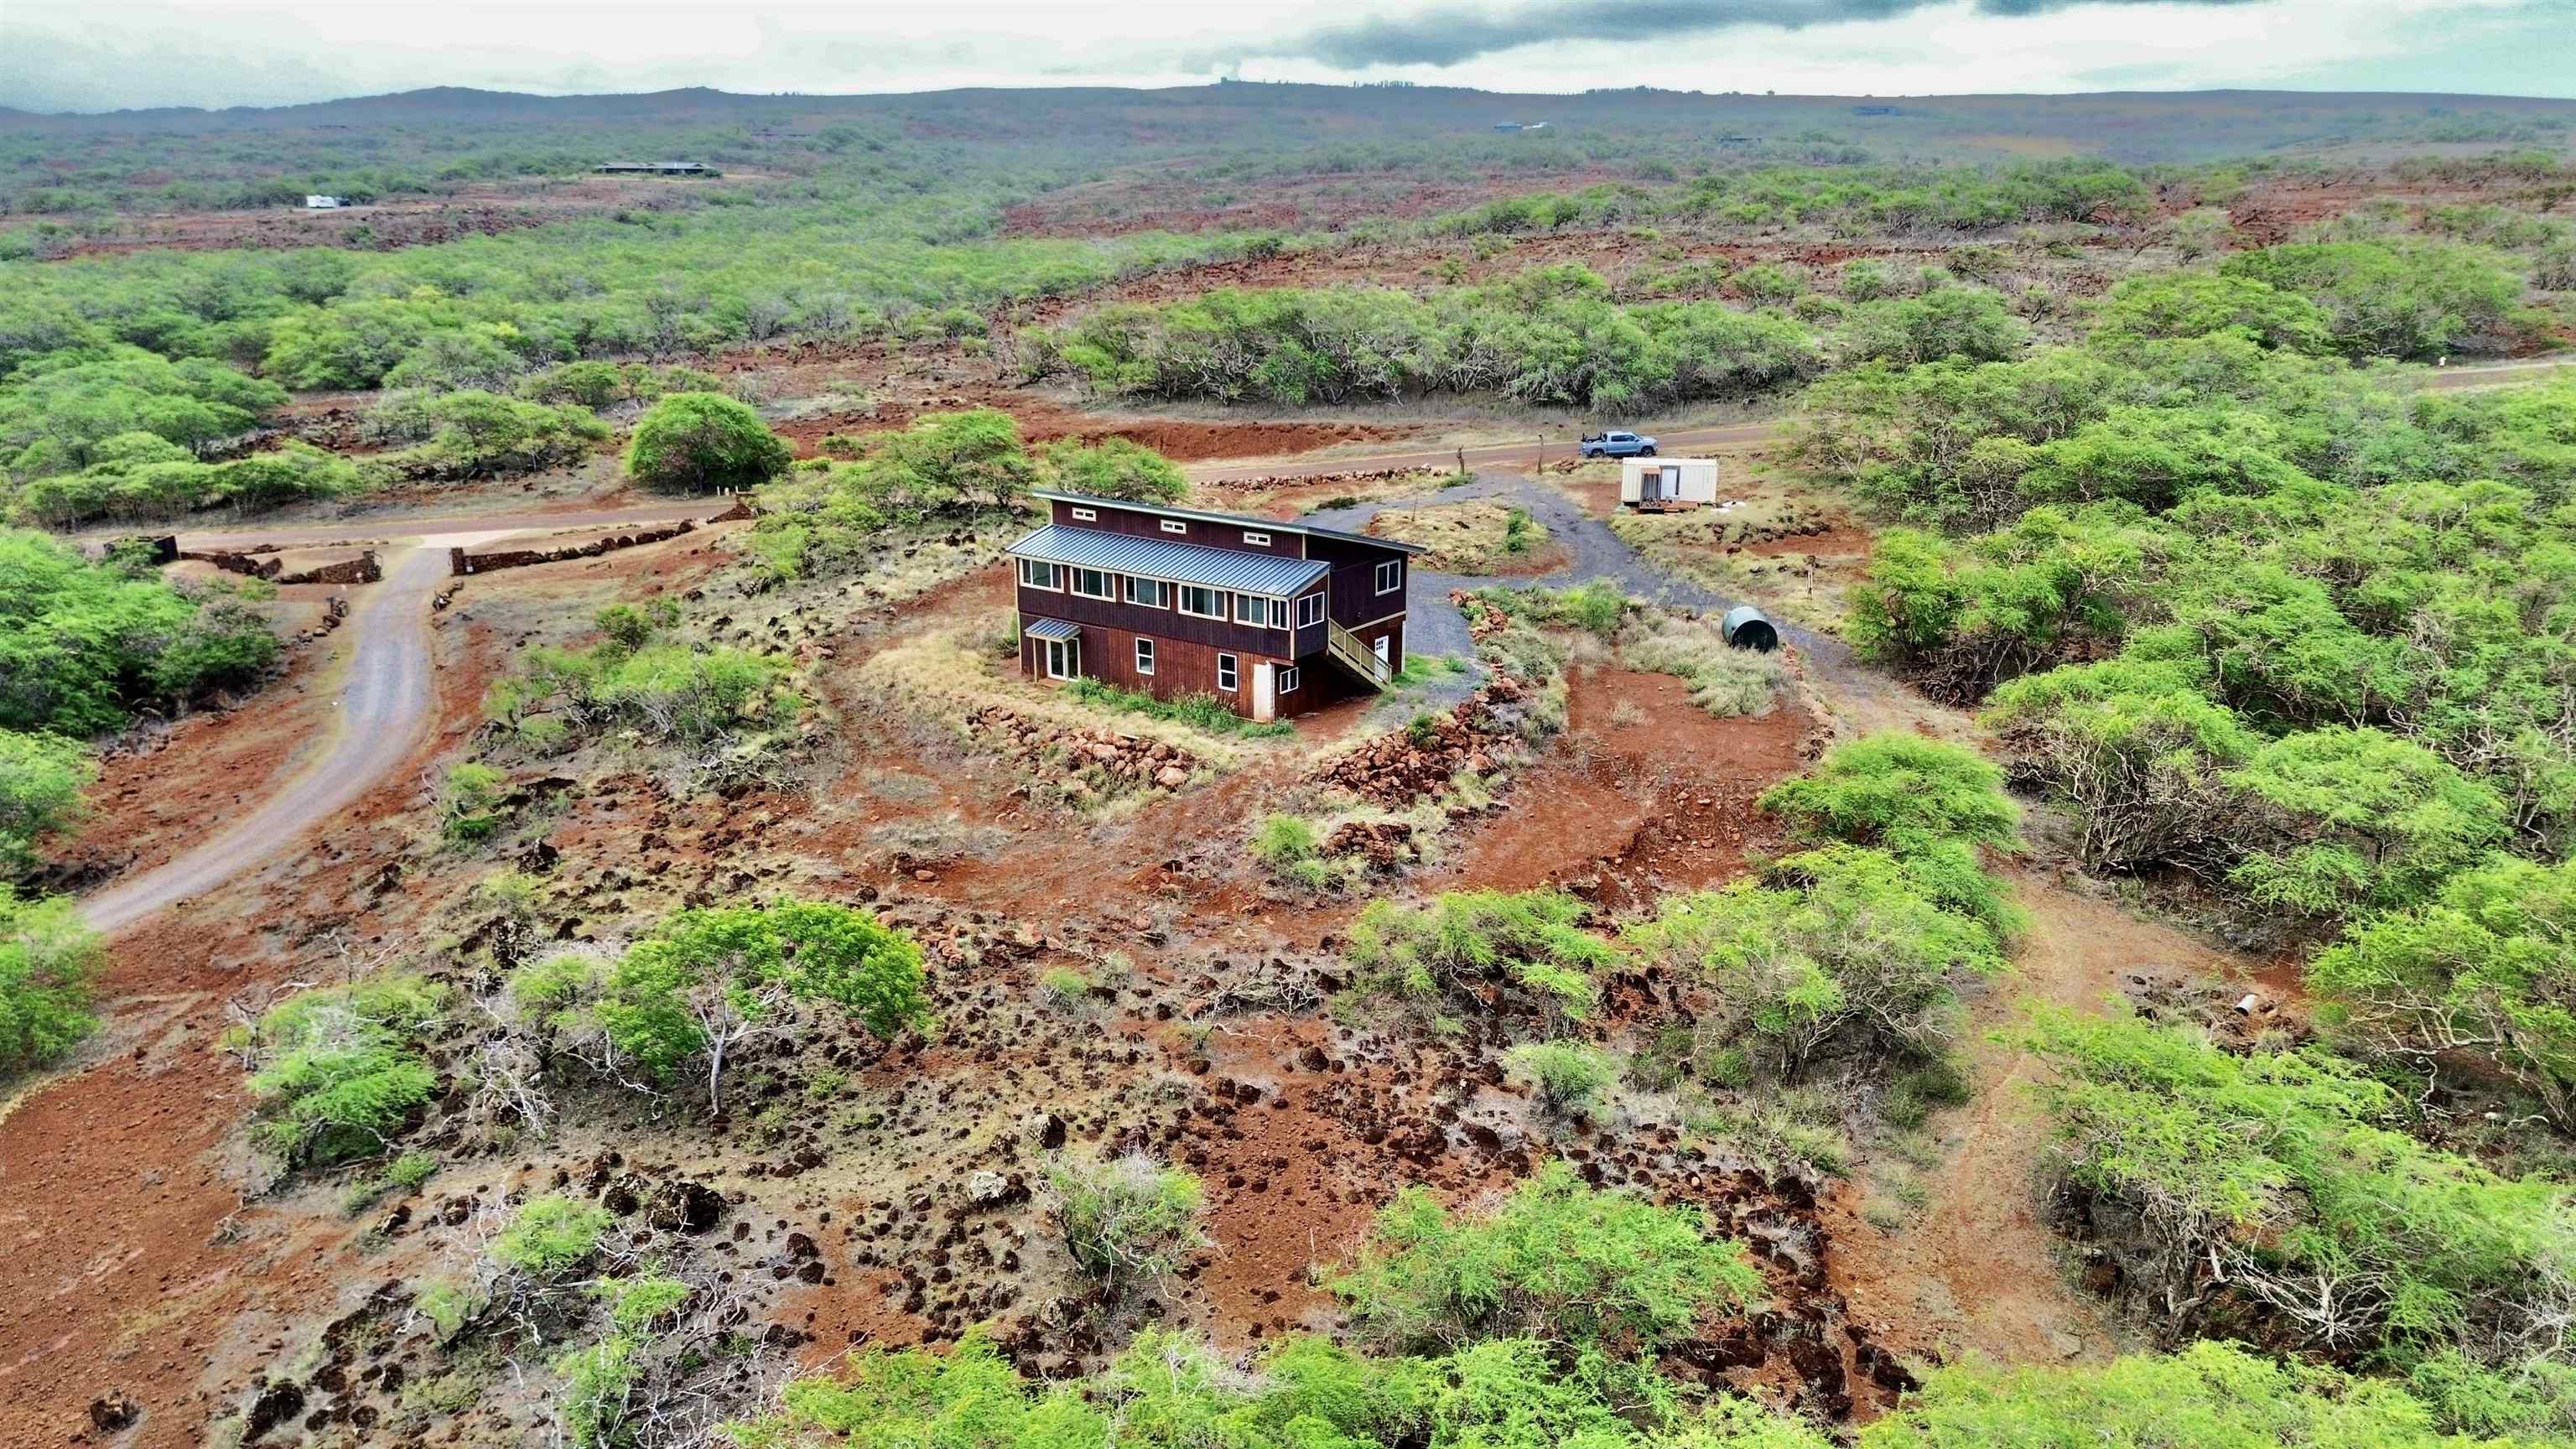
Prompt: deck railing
<box><xmin>1326</xmin><ymin>619</ymin><xmax>1390</xmax><ymax>690</ymax></box>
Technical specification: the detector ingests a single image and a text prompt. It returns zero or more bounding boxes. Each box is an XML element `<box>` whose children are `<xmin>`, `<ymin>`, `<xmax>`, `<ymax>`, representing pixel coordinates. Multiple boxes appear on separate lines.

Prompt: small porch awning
<box><xmin>1021</xmin><ymin>617</ymin><xmax>1082</xmax><ymax>642</ymax></box>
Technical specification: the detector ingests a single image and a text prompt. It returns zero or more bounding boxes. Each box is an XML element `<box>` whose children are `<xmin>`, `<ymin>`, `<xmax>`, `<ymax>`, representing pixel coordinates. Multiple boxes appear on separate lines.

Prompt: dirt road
<box><xmin>1181</xmin><ymin>353</ymin><xmax>2573</xmax><ymax>485</ymax></box>
<box><xmin>72</xmin><ymin>351</ymin><xmax>2569</xmax><ymax>932</ymax></box>
<box><xmin>77</xmin><ymin>532</ymin><xmax>513</xmax><ymax>936</ymax></box>
<box><xmin>1185</xmin><ymin>420</ymin><xmax>1780</xmax><ymax>485</ymax></box>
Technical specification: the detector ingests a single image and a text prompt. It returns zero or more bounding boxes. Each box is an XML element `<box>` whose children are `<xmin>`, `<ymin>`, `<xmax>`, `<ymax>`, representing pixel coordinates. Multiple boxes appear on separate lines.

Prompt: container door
<box><xmin>1252</xmin><ymin>662</ymin><xmax>1276</xmax><ymax>722</ymax></box>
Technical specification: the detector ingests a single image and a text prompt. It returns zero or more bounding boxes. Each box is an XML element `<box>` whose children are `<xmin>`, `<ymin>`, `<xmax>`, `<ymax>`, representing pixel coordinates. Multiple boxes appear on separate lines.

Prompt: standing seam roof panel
<box><xmin>1007</xmin><ymin>524</ymin><xmax>1332</xmax><ymax>596</ymax></box>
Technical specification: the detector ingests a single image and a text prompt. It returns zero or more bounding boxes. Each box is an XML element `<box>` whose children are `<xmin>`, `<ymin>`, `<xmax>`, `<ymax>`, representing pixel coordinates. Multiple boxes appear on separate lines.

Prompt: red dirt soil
<box><xmin>43</xmin><ymin>594</ymin><xmax>344</xmax><ymax>889</ymax></box>
<box><xmin>1438</xmin><ymin>662</ymin><xmax>1811</xmax><ymax>913</ymax></box>
<box><xmin>53</xmin><ymin>174</ymin><xmax>764</xmax><ymax>259</ymax></box>
<box><xmin>0</xmin><ymin>612</ymin><xmax>503</xmax><ymax>1449</ymax></box>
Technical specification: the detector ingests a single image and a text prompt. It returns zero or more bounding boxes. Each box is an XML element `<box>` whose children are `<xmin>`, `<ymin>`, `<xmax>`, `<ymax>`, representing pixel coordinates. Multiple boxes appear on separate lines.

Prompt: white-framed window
<box><xmin>1042</xmin><ymin>636</ymin><xmax>1078</xmax><ymax>680</ymax></box>
<box><xmin>1177</xmin><ymin>584</ymin><xmax>1222</xmax><ymax>619</ymax></box>
<box><xmin>1160</xmin><ymin>519</ymin><xmax>1188</xmax><ymax>535</ymax></box>
<box><xmin>1233</xmin><ymin>592</ymin><xmax>1266</xmax><ymax>626</ymax></box>
<box><xmin>1278</xmin><ymin>666</ymin><xmax>1301</xmax><ymax>693</ymax></box>
<box><xmin>1019</xmin><ymin>558</ymin><xmax>1062</xmax><ymax>591</ymax></box>
<box><xmin>1216</xmin><ymin>653</ymin><xmax>1238</xmax><ymax>692</ymax></box>
<box><xmin>1242</xmin><ymin>530</ymin><xmax>1271</xmax><ymax>547</ymax></box>
<box><xmin>1069</xmin><ymin>567</ymin><xmax>1114</xmax><ymax>600</ymax></box>
<box><xmin>1069</xmin><ymin>506</ymin><xmax>1098</xmax><ymax>522</ymax></box>
<box><xmin>1268</xmin><ymin>598</ymin><xmax>1290</xmax><ymax>629</ymax></box>
<box><xmin>1374</xmin><ymin>558</ymin><xmax>1403</xmax><ymax>595</ymax></box>
<box><xmin>1135</xmin><ymin>637</ymin><xmax>1155</xmax><ymax>675</ymax></box>
<box><xmin>1296</xmin><ymin>593</ymin><xmax>1326</xmax><ymax>628</ymax></box>
<box><xmin>1125</xmin><ymin>576</ymin><xmax>1172</xmax><ymax>609</ymax></box>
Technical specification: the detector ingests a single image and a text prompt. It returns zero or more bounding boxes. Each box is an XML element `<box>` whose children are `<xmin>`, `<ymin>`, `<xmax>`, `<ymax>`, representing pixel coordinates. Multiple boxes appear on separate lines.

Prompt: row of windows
<box><xmin>1125</xmin><ymin>638</ymin><xmax>1295</xmax><ymax>695</ymax></box>
<box><xmin>1065</xmin><ymin>504</ymin><xmax>1275</xmax><ymax>551</ymax></box>
<box><xmin>1021</xmin><ymin>558</ymin><xmax>1354</xmax><ymax>628</ymax></box>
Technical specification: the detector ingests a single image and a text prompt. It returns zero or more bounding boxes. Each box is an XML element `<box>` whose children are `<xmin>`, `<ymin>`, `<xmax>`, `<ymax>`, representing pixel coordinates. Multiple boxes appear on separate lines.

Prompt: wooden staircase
<box><xmin>1325</xmin><ymin>619</ymin><xmax>1391</xmax><ymax>691</ymax></box>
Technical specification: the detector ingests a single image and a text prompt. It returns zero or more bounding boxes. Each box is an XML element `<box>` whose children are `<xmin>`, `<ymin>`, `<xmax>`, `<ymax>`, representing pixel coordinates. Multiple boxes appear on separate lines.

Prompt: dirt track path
<box><xmin>1178</xmin><ymin>352</ymin><xmax>2572</xmax><ymax>486</ymax></box>
<box><xmin>1186</xmin><ymin>420</ymin><xmax>1782</xmax><ymax>485</ymax></box>
<box><xmin>77</xmin><ymin>533</ymin><xmax>512</xmax><ymax>936</ymax></box>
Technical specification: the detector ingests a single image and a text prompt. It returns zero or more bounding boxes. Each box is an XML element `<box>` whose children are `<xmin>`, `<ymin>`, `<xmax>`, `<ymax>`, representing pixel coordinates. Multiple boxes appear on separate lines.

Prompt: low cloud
<box><xmin>1229</xmin><ymin>0</ymin><xmax>2273</xmax><ymax>70</ymax></box>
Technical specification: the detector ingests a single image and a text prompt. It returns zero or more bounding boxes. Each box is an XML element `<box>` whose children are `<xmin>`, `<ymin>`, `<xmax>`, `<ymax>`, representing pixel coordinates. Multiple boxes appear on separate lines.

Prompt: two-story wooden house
<box><xmin>1007</xmin><ymin>490</ymin><xmax>1426</xmax><ymax>722</ymax></box>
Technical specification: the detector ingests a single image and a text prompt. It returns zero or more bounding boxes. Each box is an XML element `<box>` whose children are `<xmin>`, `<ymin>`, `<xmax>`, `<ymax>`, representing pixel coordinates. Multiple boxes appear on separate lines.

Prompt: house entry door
<box><xmin>1044</xmin><ymin>637</ymin><xmax>1078</xmax><ymax>679</ymax></box>
<box><xmin>1252</xmin><ymin>662</ymin><xmax>1276</xmax><ymax>723</ymax></box>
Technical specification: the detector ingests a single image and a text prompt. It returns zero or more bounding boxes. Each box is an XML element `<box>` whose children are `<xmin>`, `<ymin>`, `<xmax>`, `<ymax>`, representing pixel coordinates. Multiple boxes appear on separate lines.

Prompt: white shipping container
<box><xmin>1619</xmin><ymin>457</ymin><xmax>1719</xmax><ymax>508</ymax></box>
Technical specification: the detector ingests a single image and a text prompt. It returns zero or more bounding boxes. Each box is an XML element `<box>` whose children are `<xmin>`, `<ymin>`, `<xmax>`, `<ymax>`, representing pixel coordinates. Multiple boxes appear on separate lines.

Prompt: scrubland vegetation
<box><xmin>11</xmin><ymin>75</ymin><xmax>2576</xmax><ymax>1449</ymax></box>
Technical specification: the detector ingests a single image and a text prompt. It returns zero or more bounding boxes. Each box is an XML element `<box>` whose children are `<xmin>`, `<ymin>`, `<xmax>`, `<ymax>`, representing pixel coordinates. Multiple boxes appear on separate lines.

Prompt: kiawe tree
<box><xmin>1037</xmin><ymin>435</ymin><xmax>1187</xmax><ymax>503</ymax></box>
<box><xmin>596</xmin><ymin>900</ymin><xmax>929</xmax><ymax>1112</ymax></box>
<box><xmin>622</xmin><ymin>392</ymin><xmax>791</xmax><ymax>493</ymax></box>
<box><xmin>2309</xmin><ymin>856</ymin><xmax>2576</xmax><ymax>1127</ymax></box>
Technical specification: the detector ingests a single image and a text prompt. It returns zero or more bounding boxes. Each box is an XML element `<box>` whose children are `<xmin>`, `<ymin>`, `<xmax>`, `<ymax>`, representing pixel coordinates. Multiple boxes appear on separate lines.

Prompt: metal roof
<box><xmin>1021</xmin><ymin>617</ymin><xmax>1082</xmax><ymax>642</ymax></box>
<box><xmin>1008</xmin><ymin>524</ymin><xmax>1330</xmax><ymax>597</ymax></box>
<box><xmin>1031</xmin><ymin>491</ymin><xmax>1427</xmax><ymax>556</ymax></box>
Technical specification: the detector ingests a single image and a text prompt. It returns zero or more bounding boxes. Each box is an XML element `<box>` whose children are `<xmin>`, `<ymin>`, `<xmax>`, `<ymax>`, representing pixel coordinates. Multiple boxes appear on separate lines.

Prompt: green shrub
<box><xmin>238</xmin><ymin>975</ymin><xmax>444</xmax><ymax>1166</ymax></box>
<box><xmin>1037</xmin><ymin>436</ymin><xmax>1187</xmax><ymax>502</ymax></box>
<box><xmin>1252</xmin><ymin>813</ymin><xmax>1319</xmax><ymax>870</ymax></box>
<box><xmin>2220</xmin><ymin>238</ymin><xmax>2530</xmax><ymax>359</ymax></box>
<box><xmin>2225</xmin><ymin>725</ymin><xmax>2507</xmax><ymax>920</ymax></box>
<box><xmin>553</xmin><ymin>1332</ymin><xmax>639</xmax><ymax>1449</ymax></box>
<box><xmin>1504</xmin><ymin>1040</ymin><xmax>1618</xmax><ymax>1115</ymax></box>
<box><xmin>385</xmin><ymin>1150</ymin><xmax>439</xmax><ymax>1192</ymax></box>
<box><xmin>1836</xmin><ymin>286</ymin><xmax>2029</xmax><ymax>366</ymax></box>
<box><xmin>1348</xmin><ymin>889</ymin><xmax>1611</xmax><ymax>1021</ymax></box>
<box><xmin>0</xmin><ymin>887</ymin><xmax>99</xmax><ymax>1078</ymax></box>
<box><xmin>598</xmin><ymin>900</ymin><xmax>930</xmax><ymax>1111</ymax></box>
<box><xmin>0</xmin><ymin>529</ymin><xmax>278</xmax><ymax>735</ymax></box>
<box><xmin>2309</xmin><ymin>855</ymin><xmax>2576</xmax><ymax>1128</ymax></box>
<box><xmin>439</xmin><ymin>761</ymin><xmax>506</xmax><ymax>843</ymax></box>
<box><xmin>341</xmin><ymin>1149</ymin><xmax>441</xmax><ymax>1217</ymax></box>
<box><xmin>365</xmin><ymin>389</ymin><xmax>607</xmax><ymax>477</ymax></box>
<box><xmin>593</xmin><ymin>644</ymin><xmax>793</xmax><ymax>742</ymax></box>
<box><xmin>1047</xmin><ymin>1152</ymin><xmax>1208</xmax><ymax>1294</ymax></box>
<box><xmin>1331</xmin><ymin>1159</ymin><xmax>1761</xmax><ymax>1356</ymax></box>
<box><xmin>1062</xmin><ymin>676</ymin><xmax>1289</xmax><ymax>739</ymax></box>
<box><xmin>2018</xmin><ymin>1004</ymin><xmax>2575</xmax><ymax>1358</ymax></box>
<box><xmin>624</xmin><ymin>392</ymin><xmax>791</xmax><ymax>493</ymax></box>
<box><xmin>1860</xmin><ymin>1339</ymin><xmax>2524</xmax><ymax>1447</ymax></box>
<box><xmin>1029</xmin><ymin>266</ymin><xmax>1819</xmax><ymax>411</ymax></box>
<box><xmin>1038</xmin><ymin>965</ymin><xmax>1093</xmax><ymax>1007</ymax></box>
<box><xmin>1758</xmin><ymin>733</ymin><xmax>2022</xmax><ymax>858</ymax></box>
<box><xmin>0</xmin><ymin>730</ymin><xmax>93</xmax><ymax>877</ymax></box>
<box><xmin>1983</xmin><ymin>657</ymin><xmax>2257</xmax><ymax>874</ymax></box>
<box><xmin>492</xmin><ymin>1193</ymin><xmax>614</xmax><ymax>1278</ymax></box>
<box><xmin>1628</xmin><ymin>845</ymin><xmax>2011</xmax><ymax>1080</ymax></box>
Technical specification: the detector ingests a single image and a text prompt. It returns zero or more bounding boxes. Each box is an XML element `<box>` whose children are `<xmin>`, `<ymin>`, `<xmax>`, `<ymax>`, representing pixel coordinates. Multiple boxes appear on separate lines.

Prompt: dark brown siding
<box><xmin>1021</xmin><ymin>618</ymin><xmax>1313</xmax><ymax>719</ymax></box>
<box><xmin>1048</xmin><ymin>500</ymin><xmax>1304</xmax><ymax>558</ymax></box>
<box><xmin>1019</xmin><ymin>584</ymin><xmax>1292</xmax><ymax>657</ymax></box>
<box><xmin>1304</xmin><ymin>533</ymin><xmax>1413</xmax><ymax>626</ymax></box>
<box><xmin>1348</xmin><ymin>615</ymin><xmax>1406</xmax><ymax>674</ymax></box>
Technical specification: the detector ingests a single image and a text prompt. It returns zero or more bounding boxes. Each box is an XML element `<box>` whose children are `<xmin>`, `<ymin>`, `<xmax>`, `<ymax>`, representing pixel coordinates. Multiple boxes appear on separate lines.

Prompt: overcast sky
<box><xmin>4</xmin><ymin>0</ymin><xmax>2572</xmax><ymax>113</ymax></box>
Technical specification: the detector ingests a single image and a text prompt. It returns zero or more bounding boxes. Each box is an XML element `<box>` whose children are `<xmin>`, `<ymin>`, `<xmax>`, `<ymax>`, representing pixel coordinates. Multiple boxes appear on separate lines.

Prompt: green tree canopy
<box><xmin>624</xmin><ymin>392</ymin><xmax>792</xmax><ymax>493</ymax></box>
<box><xmin>598</xmin><ymin>899</ymin><xmax>930</xmax><ymax>1111</ymax></box>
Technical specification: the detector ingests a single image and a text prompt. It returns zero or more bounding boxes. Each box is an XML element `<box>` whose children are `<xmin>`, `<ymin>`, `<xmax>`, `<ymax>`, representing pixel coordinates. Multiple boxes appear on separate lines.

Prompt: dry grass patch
<box><xmin>1368</xmin><ymin>499</ymin><xmax>1556</xmax><ymax>573</ymax></box>
<box><xmin>855</xmin><ymin>620</ymin><xmax>1250</xmax><ymax>772</ymax></box>
<box><xmin>1612</xmin><ymin>510</ymin><xmax>1854</xmax><ymax>634</ymax></box>
<box><xmin>1618</xmin><ymin>613</ymin><xmax>1788</xmax><ymax>718</ymax></box>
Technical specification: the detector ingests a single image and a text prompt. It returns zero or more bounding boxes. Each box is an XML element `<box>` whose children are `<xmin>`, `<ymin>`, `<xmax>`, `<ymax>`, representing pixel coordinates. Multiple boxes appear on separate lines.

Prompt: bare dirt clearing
<box><xmin>50</xmin><ymin>173</ymin><xmax>766</xmax><ymax>257</ymax></box>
